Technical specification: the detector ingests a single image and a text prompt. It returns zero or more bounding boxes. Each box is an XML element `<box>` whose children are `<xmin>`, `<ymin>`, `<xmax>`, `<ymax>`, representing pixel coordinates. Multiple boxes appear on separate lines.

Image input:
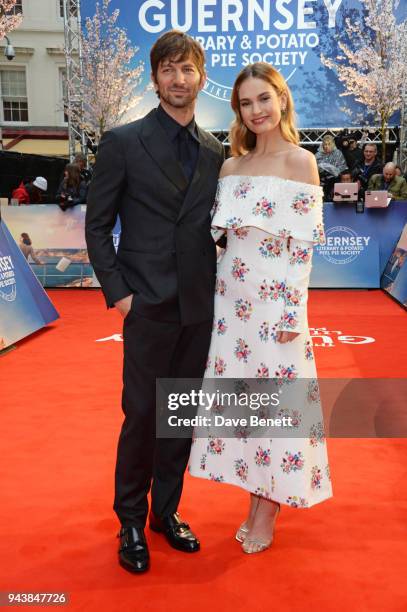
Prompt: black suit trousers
<box><xmin>114</xmin><ymin>310</ymin><xmax>212</xmax><ymax>527</ymax></box>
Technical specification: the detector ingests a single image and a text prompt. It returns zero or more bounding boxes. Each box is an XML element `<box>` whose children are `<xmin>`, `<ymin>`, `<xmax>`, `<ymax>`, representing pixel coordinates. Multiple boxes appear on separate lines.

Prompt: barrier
<box><xmin>2</xmin><ymin>202</ymin><xmax>407</xmax><ymax>290</ymax></box>
<box><xmin>0</xmin><ymin>218</ymin><xmax>59</xmax><ymax>350</ymax></box>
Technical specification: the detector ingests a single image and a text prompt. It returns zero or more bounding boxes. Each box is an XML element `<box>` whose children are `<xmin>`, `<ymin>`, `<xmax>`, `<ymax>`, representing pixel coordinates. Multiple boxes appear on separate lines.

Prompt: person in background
<box><xmin>337</xmin><ymin>132</ymin><xmax>364</xmax><ymax>171</ymax></box>
<box><xmin>73</xmin><ymin>153</ymin><xmax>93</xmax><ymax>184</ymax></box>
<box><xmin>339</xmin><ymin>169</ymin><xmax>353</xmax><ymax>183</ymax></box>
<box><xmin>316</xmin><ymin>135</ymin><xmax>348</xmax><ymax>176</ymax></box>
<box><xmin>394</xmin><ymin>164</ymin><xmax>407</xmax><ymax>182</ymax></box>
<box><xmin>315</xmin><ymin>135</ymin><xmax>347</xmax><ymax>200</ymax></box>
<box><xmin>56</xmin><ymin>163</ymin><xmax>88</xmax><ymax>210</ymax></box>
<box><xmin>19</xmin><ymin>233</ymin><xmax>42</xmax><ymax>264</ymax></box>
<box><xmin>11</xmin><ymin>177</ymin><xmax>48</xmax><ymax>205</ymax></box>
<box><xmin>368</xmin><ymin>162</ymin><xmax>407</xmax><ymax>200</ymax></box>
<box><xmin>342</xmin><ymin>136</ymin><xmax>363</xmax><ymax>171</ymax></box>
<box><xmin>352</xmin><ymin>143</ymin><xmax>382</xmax><ymax>194</ymax></box>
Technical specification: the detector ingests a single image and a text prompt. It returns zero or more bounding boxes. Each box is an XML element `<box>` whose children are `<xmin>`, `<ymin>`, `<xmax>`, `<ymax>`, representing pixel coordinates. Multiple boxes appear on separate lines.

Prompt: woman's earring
<box><xmin>281</xmin><ymin>107</ymin><xmax>287</xmax><ymax>117</ymax></box>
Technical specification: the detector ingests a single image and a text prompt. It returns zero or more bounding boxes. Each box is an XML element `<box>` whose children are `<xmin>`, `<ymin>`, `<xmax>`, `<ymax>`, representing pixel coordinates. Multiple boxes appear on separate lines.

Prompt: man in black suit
<box><xmin>85</xmin><ymin>31</ymin><xmax>224</xmax><ymax>573</ymax></box>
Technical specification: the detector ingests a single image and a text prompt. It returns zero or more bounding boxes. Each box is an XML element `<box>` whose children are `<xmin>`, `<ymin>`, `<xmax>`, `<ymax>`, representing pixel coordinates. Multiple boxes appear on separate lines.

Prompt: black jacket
<box><xmin>56</xmin><ymin>179</ymin><xmax>88</xmax><ymax>208</ymax></box>
<box><xmin>85</xmin><ymin>109</ymin><xmax>224</xmax><ymax>325</ymax></box>
<box><xmin>352</xmin><ymin>158</ymin><xmax>383</xmax><ymax>189</ymax></box>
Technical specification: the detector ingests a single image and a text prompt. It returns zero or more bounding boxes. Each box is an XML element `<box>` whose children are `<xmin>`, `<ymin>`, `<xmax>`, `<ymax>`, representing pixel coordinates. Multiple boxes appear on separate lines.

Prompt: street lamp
<box><xmin>3</xmin><ymin>35</ymin><xmax>15</xmax><ymax>61</ymax></box>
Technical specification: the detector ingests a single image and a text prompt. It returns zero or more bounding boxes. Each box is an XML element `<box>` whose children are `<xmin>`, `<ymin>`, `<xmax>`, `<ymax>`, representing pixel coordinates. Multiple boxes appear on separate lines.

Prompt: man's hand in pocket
<box><xmin>114</xmin><ymin>294</ymin><xmax>133</xmax><ymax>318</ymax></box>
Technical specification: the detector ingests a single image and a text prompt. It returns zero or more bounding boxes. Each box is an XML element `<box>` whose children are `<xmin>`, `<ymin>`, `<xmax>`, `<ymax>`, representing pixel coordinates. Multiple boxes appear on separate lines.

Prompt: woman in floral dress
<box><xmin>188</xmin><ymin>63</ymin><xmax>332</xmax><ymax>553</ymax></box>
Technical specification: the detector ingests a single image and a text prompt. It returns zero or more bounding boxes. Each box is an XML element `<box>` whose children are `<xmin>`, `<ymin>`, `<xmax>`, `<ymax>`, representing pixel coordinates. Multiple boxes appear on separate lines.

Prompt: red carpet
<box><xmin>1</xmin><ymin>289</ymin><xmax>406</xmax><ymax>611</ymax></box>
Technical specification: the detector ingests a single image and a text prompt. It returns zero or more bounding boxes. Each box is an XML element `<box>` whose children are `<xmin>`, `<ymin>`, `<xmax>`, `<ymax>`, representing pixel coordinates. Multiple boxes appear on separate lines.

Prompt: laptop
<box><xmin>365</xmin><ymin>191</ymin><xmax>391</xmax><ymax>208</ymax></box>
<box><xmin>333</xmin><ymin>183</ymin><xmax>359</xmax><ymax>202</ymax></box>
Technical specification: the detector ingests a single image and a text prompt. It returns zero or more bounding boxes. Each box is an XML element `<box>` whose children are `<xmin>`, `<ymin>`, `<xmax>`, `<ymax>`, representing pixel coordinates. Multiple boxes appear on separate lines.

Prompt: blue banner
<box><xmin>3</xmin><ymin>202</ymin><xmax>406</xmax><ymax>290</ymax></box>
<box><xmin>310</xmin><ymin>202</ymin><xmax>407</xmax><ymax>288</ymax></box>
<box><xmin>80</xmin><ymin>0</ymin><xmax>405</xmax><ymax>130</ymax></box>
<box><xmin>381</xmin><ymin>223</ymin><xmax>407</xmax><ymax>307</ymax></box>
<box><xmin>0</xmin><ymin>220</ymin><xmax>59</xmax><ymax>350</ymax></box>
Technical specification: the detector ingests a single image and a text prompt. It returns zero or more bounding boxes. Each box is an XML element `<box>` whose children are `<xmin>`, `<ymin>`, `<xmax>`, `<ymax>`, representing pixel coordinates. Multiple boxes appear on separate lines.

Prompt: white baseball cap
<box><xmin>33</xmin><ymin>176</ymin><xmax>47</xmax><ymax>191</ymax></box>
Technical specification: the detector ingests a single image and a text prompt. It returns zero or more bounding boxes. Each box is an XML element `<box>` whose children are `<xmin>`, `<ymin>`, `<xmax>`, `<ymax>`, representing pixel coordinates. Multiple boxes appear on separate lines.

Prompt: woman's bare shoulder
<box><xmin>219</xmin><ymin>155</ymin><xmax>244</xmax><ymax>178</ymax></box>
<box><xmin>286</xmin><ymin>146</ymin><xmax>320</xmax><ymax>186</ymax></box>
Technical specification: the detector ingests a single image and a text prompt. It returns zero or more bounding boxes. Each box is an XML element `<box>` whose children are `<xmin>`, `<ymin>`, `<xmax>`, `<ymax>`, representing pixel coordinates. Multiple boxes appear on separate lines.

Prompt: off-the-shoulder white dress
<box><xmin>188</xmin><ymin>175</ymin><xmax>333</xmax><ymax>508</ymax></box>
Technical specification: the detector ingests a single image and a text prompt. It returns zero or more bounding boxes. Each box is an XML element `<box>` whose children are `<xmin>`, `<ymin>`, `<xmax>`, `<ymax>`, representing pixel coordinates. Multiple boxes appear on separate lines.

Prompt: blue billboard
<box><xmin>80</xmin><ymin>0</ymin><xmax>405</xmax><ymax>130</ymax></box>
<box><xmin>0</xmin><ymin>220</ymin><xmax>59</xmax><ymax>349</ymax></box>
<box><xmin>310</xmin><ymin>202</ymin><xmax>407</xmax><ymax>288</ymax></box>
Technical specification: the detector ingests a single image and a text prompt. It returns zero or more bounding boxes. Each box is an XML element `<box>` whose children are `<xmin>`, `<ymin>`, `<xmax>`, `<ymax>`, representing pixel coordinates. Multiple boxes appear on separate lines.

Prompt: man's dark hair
<box><xmin>150</xmin><ymin>30</ymin><xmax>205</xmax><ymax>82</ymax></box>
<box><xmin>339</xmin><ymin>169</ymin><xmax>351</xmax><ymax>178</ymax></box>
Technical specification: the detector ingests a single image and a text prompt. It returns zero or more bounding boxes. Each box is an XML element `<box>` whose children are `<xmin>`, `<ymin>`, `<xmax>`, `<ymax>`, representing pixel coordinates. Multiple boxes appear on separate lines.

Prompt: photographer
<box><xmin>56</xmin><ymin>163</ymin><xmax>88</xmax><ymax>211</ymax></box>
<box><xmin>336</xmin><ymin>131</ymin><xmax>363</xmax><ymax>171</ymax></box>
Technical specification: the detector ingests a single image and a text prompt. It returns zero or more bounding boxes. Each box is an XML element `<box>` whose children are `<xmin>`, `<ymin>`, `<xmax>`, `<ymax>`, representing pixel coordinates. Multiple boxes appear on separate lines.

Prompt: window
<box><xmin>0</xmin><ymin>70</ymin><xmax>28</xmax><ymax>122</ymax></box>
<box><xmin>8</xmin><ymin>1</ymin><xmax>23</xmax><ymax>15</ymax></box>
<box><xmin>59</xmin><ymin>0</ymin><xmax>77</xmax><ymax>19</ymax></box>
<box><xmin>59</xmin><ymin>68</ymin><xmax>68</xmax><ymax>124</ymax></box>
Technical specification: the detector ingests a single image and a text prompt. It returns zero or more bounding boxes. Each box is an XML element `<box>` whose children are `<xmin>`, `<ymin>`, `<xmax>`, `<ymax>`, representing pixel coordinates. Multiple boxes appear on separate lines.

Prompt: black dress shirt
<box><xmin>156</xmin><ymin>104</ymin><xmax>200</xmax><ymax>183</ymax></box>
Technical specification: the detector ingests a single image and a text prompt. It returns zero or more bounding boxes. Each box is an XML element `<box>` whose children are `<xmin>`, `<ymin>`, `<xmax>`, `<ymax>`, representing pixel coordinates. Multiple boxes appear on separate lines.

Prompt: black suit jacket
<box><xmin>85</xmin><ymin>109</ymin><xmax>224</xmax><ymax>325</ymax></box>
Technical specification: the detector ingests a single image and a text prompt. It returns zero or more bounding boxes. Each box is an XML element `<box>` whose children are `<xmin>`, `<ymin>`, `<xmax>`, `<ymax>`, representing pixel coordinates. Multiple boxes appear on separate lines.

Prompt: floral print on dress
<box><xmin>280</xmin><ymin>311</ymin><xmax>299</xmax><ymax>330</ymax></box>
<box><xmin>259</xmin><ymin>321</ymin><xmax>269</xmax><ymax>342</ymax></box>
<box><xmin>255</xmin><ymin>486</ymin><xmax>274</xmax><ymax>499</ymax></box>
<box><xmin>278</xmin><ymin>228</ymin><xmax>290</xmax><ymax>239</ymax></box>
<box><xmin>234</xmin><ymin>425</ymin><xmax>251</xmax><ymax>441</ymax></box>
<box><xmin>307</xmin><ymin>379</ymin><xmax>320</xmax><ymax>403</ymax></box>
<box><xmin>216</xmin><ymin>317</ymin><xmax>228</xmax><ymax>335</ymax></box>
<box><xmin>215</xmin><ymin>277</ymin><xmax>227</xmax><ymax>296</ymax></box>
<box><xmin>252</xmin><ymin>197</ymin><xmax>276</xmax><ymax>218</ymax></box>
<box><xmin>275</xmin><ymin>364</ymin><xmax>298</xmax><ymax>384</ymax></box>
<box><xmin>285</xmin><ymin>286</ymin><xmax>302</xmax><ymax>307</ymax></box>
<box><xmin>256</xmin><ymin>362</ymin><xmax>269</xmax><ymax>378</ymax></box>
<box><xmin>209</xmin><ymin>473</ymin><xmax>224</xmax><ymax>482</ymax></box>
<box><xmin>254</xmin><ymin>446</ymin><xmax>271</xmax><ymax>466</ymax></box>
<box><xmin>211</xmin><ymin>402</ymin><xmax>224</xmax><ymax>415</ymax></box>
<box><xmin>188</xmin><ymin>176</ymin><xmax>332</xmax><ymax>510</ymax></box>
<box><xmin>258</xmin><ymin>280</ymin><xmax>271</xmax><ymax>302</ymax></box>
<box><xmin>233</xmin><ymin>179</ymin><xmax>253</xmax><ymax>199</ymax></box>
<box><xmin>309</xmin><ymin>422</ymin><xmax>325</xmax><ymax>447</ymax></box>
<box><xmin>277</xmin><ymin>407</ymin><xmax>302</xmax><ymax>428</ymax></box>
<box><xmin>231</xmin><ymin>257</ymin><xmax>250</xmax><ymax>282</ymax></box>
<box><xmin>311</xmin><ymin>466</ymin><xmax>323</xmax><ymax>489</ymax></box>
<box><xmin>305</xmin><ymin>340</ymin><xmax>314</xmax><ymax>360</ymax></box>
<box><xmin>225</xmin><ymin>216</ymin><xmax>243</xmax><ymax>229</ymax></box>
<box><xmin>234</xmin><ymin>338</ymin><xmax>251</xmax><ymax>362</ymax></box>
<box><xmin>234</xmin><ymin>458</ymin><xmax>249</xmax><ymax>482</ymax></box>
<box><xmin>234</xmin><ymin>299</ymin><xmax>253</xmax><ymax>322</ymax></box>
<box><xmin>286</xmin><ymin>496</ymin><xmax>308</xmax><ymax>508</ymax></box>
<box><xmin>207</xmin><ymin>436</ymin><xmax>225</xmax><ymax>455</ymax></box>
<box><xmin>281</xmin><ymin>451</ymin><xmax>305</xmax><ymax>473</ymax></box>
<box><xmin>291</xmin><ymin>192</ymin><xmax>316</xmax><ymax>215</ymax></box>
<box><xmin>259</xmin><ymin>236</ymin><xmax>284</xmax><ymax>259</ymax></box>
<box><xmin>234</xmin><ymin>379</ymin><xmax>250</xmax><ymax>396</ymax></box>
<box><xmin>214</xmin><ymin>356</ymin><xmax>227</xmax><ymax>376</ymax></box>
<box><xmin>258</xmin><ymin>279</ymin><xmax>285</xmax><ymax>302</ymax></box>
<box><xmin>313</xmin><ymin>223</ymin><xmax>326</xmax><ymax>245</ymax></box>
<box><xmin>233</xmin><ymin>227</ymin><xmax>249</xmax><ymax>240</ymax></box>
<box><xmin>289</xmin><ymin>246</ymin><xmax>312</xmax><ymax>265</ymax></box>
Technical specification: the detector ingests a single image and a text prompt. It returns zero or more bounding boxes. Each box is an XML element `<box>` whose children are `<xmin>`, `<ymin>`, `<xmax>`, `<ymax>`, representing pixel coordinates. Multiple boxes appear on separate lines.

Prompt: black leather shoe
<box><xmin>117</xmin><ymin>526</ymin><xmax>150</xmax><ymax>573</ymax></box>
<box><xmin>149</xmin><ymin>512</ymin><xmax>200</xmax><ymax>553</ymax></box>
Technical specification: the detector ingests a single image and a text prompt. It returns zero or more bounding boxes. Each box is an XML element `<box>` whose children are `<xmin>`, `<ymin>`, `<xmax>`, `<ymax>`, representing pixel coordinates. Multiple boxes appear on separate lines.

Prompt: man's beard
<box><xmin>159</xmin><ymin>87</ymin><xmax>199</xmax><ymax>109</ymax></box>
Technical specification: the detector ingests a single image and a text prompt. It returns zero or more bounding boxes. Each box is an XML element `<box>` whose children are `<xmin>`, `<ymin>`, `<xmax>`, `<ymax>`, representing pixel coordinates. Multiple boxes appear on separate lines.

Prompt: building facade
<box><xmin>0</xmin><ymin>0</ymin><xmax>70</xmax><ymax>155</ymax></box>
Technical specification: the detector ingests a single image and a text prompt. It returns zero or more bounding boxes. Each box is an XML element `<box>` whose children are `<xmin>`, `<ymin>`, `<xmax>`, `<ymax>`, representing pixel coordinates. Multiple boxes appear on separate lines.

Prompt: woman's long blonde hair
<box><xmin>229</xmin><ymin>62</ymin><xmax>299</xmax><ymax>157</ymax></box>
